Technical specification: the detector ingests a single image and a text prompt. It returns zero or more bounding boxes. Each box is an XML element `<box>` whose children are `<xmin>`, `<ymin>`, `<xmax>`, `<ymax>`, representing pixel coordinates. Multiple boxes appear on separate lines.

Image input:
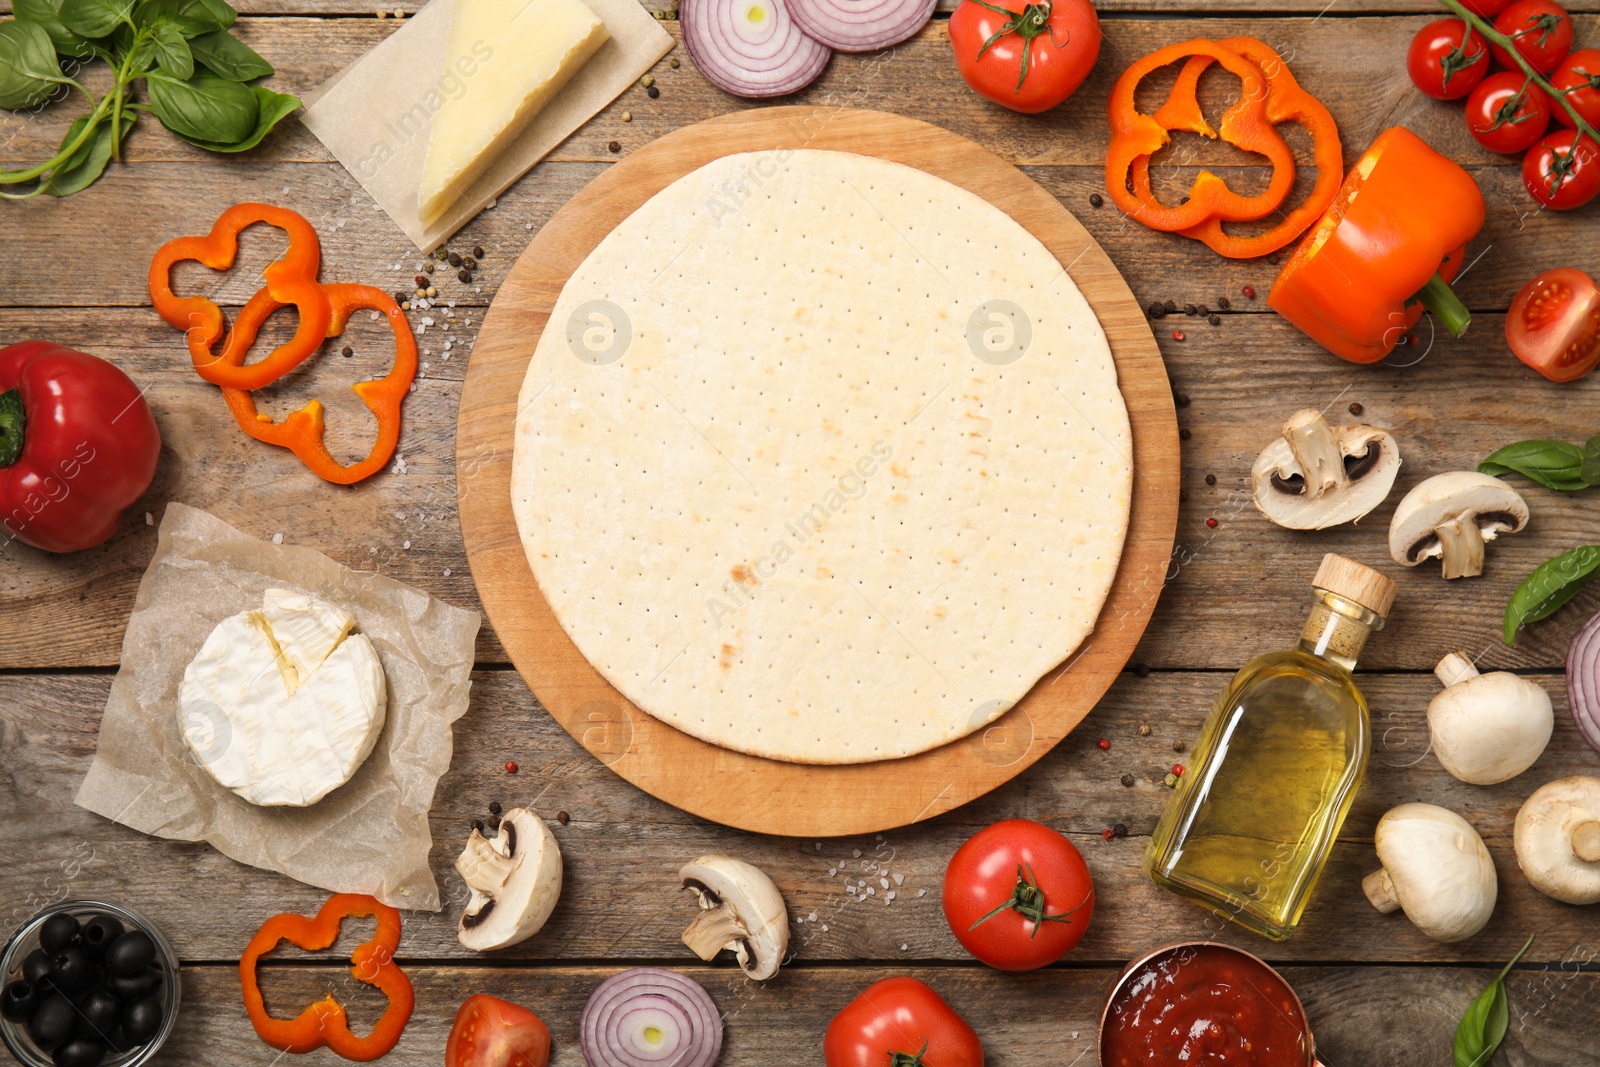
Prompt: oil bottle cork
<box><xmin>1312</xmin><ymin>553</ymin><xmax>1397</xmax><ymax>619</ymax></box>
<box><xmin>1304</xmin><ymin>553</ymin><xmax>1396</xmax><ymax>660</ymax></box>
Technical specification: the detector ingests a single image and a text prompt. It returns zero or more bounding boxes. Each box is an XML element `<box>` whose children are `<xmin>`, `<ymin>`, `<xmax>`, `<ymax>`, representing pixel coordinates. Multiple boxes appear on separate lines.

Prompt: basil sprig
<box><xmin>1</xmin><ymin>0</ymin><xmax>299</xmax><ymax>199</ymax></box>
<box><xmin>1504</xmin><ymin>545</ymin><xmax>1600</xmax><ymax>643</ymax></box>
<box><xmin>1453</xmin><ymin>935</ymin><xmax>1533</xmax><ymax>1067</ymax></box>
<box><xmin>1480</xmin><ymin>435</ymin><xmax>1600</xmax><ymax>492</ymax></box>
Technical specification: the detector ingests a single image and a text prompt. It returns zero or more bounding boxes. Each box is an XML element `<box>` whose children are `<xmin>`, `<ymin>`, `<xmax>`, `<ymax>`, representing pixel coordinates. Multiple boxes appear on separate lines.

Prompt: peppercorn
<box><xmin>1206</xmin><ymin>517</ymin><xmax>1218</xmax><ymax>528</ymax></box>
<box><xmin>448</xmin><ymin>252</ymin><xmax>463</xmax><ymax>267</ymax></box>
<box><xmin>415</xmin><ymin>274</ymin><xmax>428</xmax><ymax>288</ymax></box>
<box><xmin>1179</xmin><ymin>428</ymin><xmax>1192</xmax><ymax>440</ymax></box>
<box><xmin>1267</xmin><ymin>254</ymin><xmax>1281</xmax><ymax>265</ymax></box>
<box><xmin>394</xmin><ymin>291</ymin><xmax>409</xmax><ymax>305</ymax></box>
<box><xmin>1097</xmin><ymin>738</ymin><xmax>1110</xmax><ymax>751</ymax></box>
<box><xmin>1196</xmin><ymin>305</ymin><xmax>1210</xmax><ymax>316</ymax></box>
<box><xmin>608</xmin><ymin>140</ymin><xmax>621</xmax><ymax>153</ymax></box>
<box><xmin>1173</xmin><ymin>740</ymin><xmax>1186</xmax><ymax>753</ymax></box>
<box><xmin>641</xmin><ymin>74</ymin><xmax>655</xmax><ymax>87</ymax></box>
<box><xmin>473</xmin><ymin>819</ymin><xmax>487</xmax><ymax>835</ymax></box>
<box><xmin>1120</xmin><ymin>773</ymin><xmax>1135</xmax><ymax>787</ymax></box>
<box><xmin>1164</xmin><ymin>773</ymin><xmax>1178</xmax><ymax>788</ymax></box>
<box><xmin>505</xmin><ymin>760</ymin><xmax>519</xmax><ymax>774</ymax></box>
<box><xmin>1172</xmin><ymin>763</ymin><xmax>1185</xmax><ymax>777</ymax></box>
<box><xmin>426</xmin><ymin>286</ymin><xmax>438</xmax><ymax>298</ymax></box>
<box><xmin>1138</xmin><ymin>723</ymin><xmax>1151</xmax><ymax>735</ymax></box>
<box><xmin>556</xmin><ymin>810</ymin><xmax>570</xmax><ymax>825</ymax></box>
<box><xmin>459</xmin><ymin>270</ymin><xmax>473</xmax><ymax>283</ymax></box>
<box><xmin>1205</xmin><ymin>473</ymin><xmax>1216</xmax><ymax>485</ymax></box>
<box><xmin>1172</xmin><ymin>330</ymin><xmax>1186</xmax><ymax>342</ymax></box>
<box><xmin>1208</xmin><ymin>314</ymin><xmax>1221</xmax><ymax>326</ymax></box>
<box><xmin>341</xmin><ymin>346</ymin><xmax>354</xmax><ymax>358</ymax></box>
<box><xmin>670</xmin><ymin>57</ymin><xmax>680</xmax><ymax>68</ymax></box>
<box><xmin>1148</xmin><ymin>302</ymin><xmax>1165</xmax><ymax>319</ymax></box>
<box><xmin>434</xmin><ymin>246</ymin><xmax>448</xmax><ymax>260</ymax></box>
<box><xmin>424</xmin><ymin>262</ymin><xmax>435</xmax><ymax>274</ymax></box>
<box><xmin>462</xmin><ymin>256</ymin><xmax>477</xmax><ymax>270</ymax></box>
<box><xmin>488</xmin><ymin>800</ymin><xmax>502</xmax><ymax>815</ymax></box>
<box><xmin>647</xmin><ymin>85</ymin><xmax>660</xmax><ymax>99</ymax></box>
<box><xmin>1175</xmin><ymin>393</ymin><xmax>1190</xmax><ymax>408</ymax></box>
<box><xmin>1089</xmin><ymin>192</ymin><xmax>1104</xmax><ymax>207</ymax></box>
<box><xmin>1349</xmin><ymin>401</ymin><xmax>1364</xmax><ymax>416</ymax></box>
<box><xmin>473</xmin><ymin>246</ymin><xmax>485</xmax><ymax>259</ymax></box>
<box><xmin>1113</xmin><ymin>823</ymin><xmax>1128</xmax><ymax>838</ymax></box>
<box><xmin>1134</xmin><ymin>663</ymin><xmax>1150</xmax><ymax>678</ymax></box>
<box><xmin>1184</xmin><ymin>304</ymin><xmax>1197</xmax><ymax>316</ymax></box>
<box><xmin>1163</xmin><ymin>299</ymin><xmax>1177</xmax><ymax>313</ymax></box>
<box><xmin>415</xmin><ymin>289</ymin><xmax>426</xmax><ymax>299</ymax></box>
<box><xmin>1217</xmin><ymin>296</ymin><xmax>1230</xmax><ymax>310</ymax></box>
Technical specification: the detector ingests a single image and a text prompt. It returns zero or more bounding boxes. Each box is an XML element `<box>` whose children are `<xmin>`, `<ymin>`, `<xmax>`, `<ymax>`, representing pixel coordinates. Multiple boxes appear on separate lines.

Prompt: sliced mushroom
<box><xmin>456</xmin><ymin>808</ymin><xmax>563</xmax><ymax>952</ymax></box>
<box><xmin>1388</xmin><ymin>472</ymin><xmax>1529</xmax><ymax>579</ymax></box>
<box><xmin>1428</xmin><ymin>651</ymin><xmax>1554</xmax><ymax>785</ymax></box>
<box><xmin>1251</xmin><ymin>409</ymin><xmax>1402</xmax><ymax>529</ymax></box>
<box><xmin>1363</xmin><ymin>803</ymin><xmax>1497</xmax><ymax>942</ymax></box>
<box><xmin>679</xmin><ymin>855</ymin><xmax>788</xmax><ymax>981</ymax></box>
<box><xmin>1514</xmin><ymin>776</ymin><xmax>1600</xmax><ymax>905</ymax></box>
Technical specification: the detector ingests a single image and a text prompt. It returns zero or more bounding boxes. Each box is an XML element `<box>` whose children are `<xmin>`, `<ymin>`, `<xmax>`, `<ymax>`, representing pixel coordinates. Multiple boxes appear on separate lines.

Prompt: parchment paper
<box><xmin>298</xmin><ymin>0</ymin><xmax>674</xmax><ymax>251</ymax></box>
<box><xmin>74</xmin><ymin>504</ymin><xmax>480</xmax><ymax>911</ymax></box>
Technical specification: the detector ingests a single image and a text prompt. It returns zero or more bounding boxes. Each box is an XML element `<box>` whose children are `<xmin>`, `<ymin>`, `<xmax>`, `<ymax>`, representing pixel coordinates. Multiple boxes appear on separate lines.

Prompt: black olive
<box><xmin>51</xmin><ymin>1038</ymin><xmax>107</xmax><ymax>1067</ymax></box>
<box><xmin>78</xmin><ymin>916</ymin><xmax>124</xmax><ymax>958</ymax></box>
<box><xmin>120</xmin><ymin>997</ymin><xmax>163</xmax><ymax>1045</ymax></box>
<box><xmin>107</xmin><ymin>967</ymin><xmax>161</xmax><ymax>1000</ymax></box>
<box><xmin>74</xmin><ymin>990</ymin><xmax>119</xmax><ymax>1040</ymax></box>
<box><xmin>39</xmin><ymin>915</ymin><xmax>80</xmax><ymax>955</ymax></box>
<box><xmin>1</xmin><ymin>980</ymin><xmax>38</xmax><ymax>1021</ymax></box>
<box><xmin>48</xmin><ymin>949</ymin><xmax>95</xmax><ymax>997</ymax></box>
<box><xmin>23</xmin><ymin>949</ymin><xmax>52</xmax><ymax>985</ymax></box>
<box><xmin>28</xmin><ymin>994</ymin><xmax>75</xmax><ymax>1051</ymax></box>
<box><xmin>103</xmin><ymin>931</ymin><xmax>155</xmax><ymax>978</ymax></box>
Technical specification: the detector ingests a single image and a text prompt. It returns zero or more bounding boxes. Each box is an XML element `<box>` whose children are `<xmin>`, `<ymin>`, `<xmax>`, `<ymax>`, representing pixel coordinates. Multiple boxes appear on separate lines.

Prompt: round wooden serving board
<box><xmin>458</xmin><ymin>107</ymin><xmax>1179</xmax><ymax>838</ymax></box>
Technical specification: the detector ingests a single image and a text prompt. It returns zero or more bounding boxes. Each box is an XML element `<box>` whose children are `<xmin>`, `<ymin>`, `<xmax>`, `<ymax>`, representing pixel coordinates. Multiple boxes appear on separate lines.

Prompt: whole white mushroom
<box><xmin>1514</xmin><ymin>776</ymin><xmax>1600</xmax><ymax>905</ymax></box>
<box><xmin>1428</xmin><ymin>651</ymin><xmax>1553</xmax><ymax>785</ymax></box>
<box><xmin>1363</xmin><ymin>803</ymin><xmax>1497</xmax><ymax>942</ymax></box>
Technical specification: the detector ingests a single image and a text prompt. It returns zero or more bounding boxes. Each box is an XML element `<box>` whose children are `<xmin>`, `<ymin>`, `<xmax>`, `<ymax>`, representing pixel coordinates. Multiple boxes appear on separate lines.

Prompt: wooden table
<box><xmin>4</xmin><ymin>3</ymin><xmax>1600</xmax><ymax>1063</ymax></box>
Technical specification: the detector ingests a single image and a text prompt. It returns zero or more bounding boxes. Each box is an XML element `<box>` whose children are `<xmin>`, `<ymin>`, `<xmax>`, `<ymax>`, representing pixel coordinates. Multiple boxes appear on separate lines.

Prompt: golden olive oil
<box><xmin>1145</xmin><ymin>554</ymin><xmax>1396</xmax><ymax>941</ymax></box>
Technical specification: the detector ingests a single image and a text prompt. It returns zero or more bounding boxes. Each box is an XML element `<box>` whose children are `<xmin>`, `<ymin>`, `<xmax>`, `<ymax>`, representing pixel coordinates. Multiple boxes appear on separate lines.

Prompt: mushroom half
<box><xmin>1388</xmin><ymin>472</ymin><xmax>1529</xmax><ymax>579</ymax></box>
<box><xmin>456</xmin><ymin>808</ymin><xmax>563</xmax><ymax>952</ymax></box>
<box><xmin>1363</xmin><ymin>803</ymin><xmax>1497</xmax><ymax>942</ymax></box>
<box><xmin>1514</xmin><ymin>776</ymin><xmax>1600</xmax><ymax>905</ymax></box>
<box><xmin>1251</xmin><ymin>410</ymin><xmax>1402</xmax><ymax>529</ymax></box>
<box><xmin>679</xmin><ymin>855</ymin><xmax>789</xmax><ymax>981</ymax></box>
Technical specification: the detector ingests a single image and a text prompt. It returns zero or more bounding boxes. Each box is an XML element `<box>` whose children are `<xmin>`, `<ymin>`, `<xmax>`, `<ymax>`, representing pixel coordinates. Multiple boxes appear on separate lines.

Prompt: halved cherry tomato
<box><xmin>1408</xmin><ymin>18</ymin><xmax>1490</xmax><ymax>100</ymax></box>
<box><xmin>949</xmin><ymin>0</ymin><xmax>1102</xmax><ymax>115</ymax></box>
<box><xmin>1461</xmin><ymin>0</ymin><xmax>1512</xmax><ymax>14</ymax></box>
<box><xmin>1523</xmin><ymin>129</ymin><xmax>1600</xmax><ymax>209</ymax></box>
<box><xmin>1466</xmin><ymin>71</ymin><xmax>1551</xmax><ymax>153</ymax></box>
<box><xmin>941</xmin><ymin>818</ymin><xmax>1094</xmax><ymax>972</ymax></box>
<box><xmin>1507</xmin><ymin>268</ymin><xmax>1600</xmax><ymax>382</ymax></box>
<box><xmin>445</xmin><ymin>995</ymin><xmax>551</xmax><ymax>1067</ymax></box>
<box><xmin>824</xmin><ymin>977</ymin><xmax>984</xmax><ymax>1067</ymax></box>
<box><xmin>1549</xmin><ymin>48</ymin><xmax>1600</xmax><ymax>128</ymax></box>
<box><xmin>1491</xmin><ymin>0</ymin><xmax>1574</xmax><ymax>74</ymax></box>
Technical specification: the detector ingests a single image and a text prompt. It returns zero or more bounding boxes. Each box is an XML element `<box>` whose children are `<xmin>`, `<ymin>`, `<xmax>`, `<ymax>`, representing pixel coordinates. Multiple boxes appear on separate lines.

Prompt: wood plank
<box><xmin>4</xmin><ymin>671</ymin><xmax>1594</xmax><ymax>965</ymax></box>
<box><xmin>4</xmin><ymin>302</ymin><xmax>1597</xmax><ymax>673</ymax></box>
<box><xmin>149</xmin><ymin>962</ymin><xmax>1600</xmax><ymax>1066</ymax></box>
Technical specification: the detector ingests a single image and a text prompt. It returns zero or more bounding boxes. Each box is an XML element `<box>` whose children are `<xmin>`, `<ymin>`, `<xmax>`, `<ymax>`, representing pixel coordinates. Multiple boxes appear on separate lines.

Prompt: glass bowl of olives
<box><xmin>0</xmin><ymin>901</ymin><xmax>179</xmax><ymax>1067</ymax></box>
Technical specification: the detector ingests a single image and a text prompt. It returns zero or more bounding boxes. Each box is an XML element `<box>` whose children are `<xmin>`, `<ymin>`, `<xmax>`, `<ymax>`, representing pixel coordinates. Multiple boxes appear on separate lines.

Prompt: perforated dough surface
<box><xmin>511</xmin><ymin>149</ymin><xmax>1132</xmax><ymax>764</ymax></box>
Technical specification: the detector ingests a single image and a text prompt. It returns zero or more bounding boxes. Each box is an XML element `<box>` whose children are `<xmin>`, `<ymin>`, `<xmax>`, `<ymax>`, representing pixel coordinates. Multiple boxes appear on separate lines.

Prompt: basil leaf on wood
<box><xmin>149</xmin><ymin>20</ymin><xmax>193</xmax><ymax>78</ymax></box>
<box><xmin>39</xmin><ymin>111</ymin><xmax>133</xmax><ymax>196</ymax></box>
<box><xmin>176</xmin><ymin>84</ymin><xmax>296</xmax><ymax>151</ymax></box>
<box><xmin>1453</xmin><ymin>935</ymin><xmax>1533</xmax><ymax>1067</ymax></box>
<box><xmin>13</xmin><ymin>0</ymin><xmax>96</xmax><ymax>55</ymax></box>
<box><xmin>1505</xmin><ymin>545</ymin><xmax>1600</xmax><ymax>643</ymax></box>
<box><xmin>146</xmin><ymin>70</ymin><xmax>257</xmax><ymax>145</ymax></box>
<box><xmin>1582</xmin><ymin>435</ymin><xmax>1600</xmax><ymax>487</ymax></box>
<box><xmin>188</xmin><ymin>29</ymin><xmax>271</xmax><ymax>81</ymax></box>
<box><xmin>1479</xmin><ymin>439</ymin><xmax>1593</xmax><ymax>491</ymax></box>
<box><xmin>59</xmin><ymin>0</ymin><xmax>132</xmax><ymax>39</ymax></box>
<box><xmin>0</xmin><ymin>19</ymin><xmax>70</xmax><ymax>110</ymax></box>
<box><xmin>132</xmin><ymin>0</ymin><xmax>229</xmax><ymax>36</ymax></box>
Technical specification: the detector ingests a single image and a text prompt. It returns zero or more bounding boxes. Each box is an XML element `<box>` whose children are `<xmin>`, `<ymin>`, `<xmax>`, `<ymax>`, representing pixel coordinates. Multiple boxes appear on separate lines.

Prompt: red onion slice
<box><xmin>681</xmin><ymin>0</ymin><xmax>832</xmax><ymax>99</ymax></box>
<box><xmin>1568</xmin><ymin>610</ymin><xmax>1600</xmax><ymax>753</ymax></box>
<box><xmin>787</xmin><ymin>0</ymin><xmax>936</xmax><ymax>52</ymax></box>
<box><xmin>580</xmin><ymin>968</ymin><xmax>723</xmax><ymax>1067</ymax></box>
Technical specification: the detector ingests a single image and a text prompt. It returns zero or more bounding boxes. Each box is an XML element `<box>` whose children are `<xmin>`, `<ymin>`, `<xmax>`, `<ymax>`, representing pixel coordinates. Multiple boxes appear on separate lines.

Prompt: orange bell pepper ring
<box><xmin>147</xmin><ymin>203</ymin><xmax>335</xmax><ymax>390</ymax></box>
<box><xmin>239</xmin><ymin>893</ymin><xmax>414</xmax><ymax>1062</ymax></box>
<box><xmin>1269</xmin><ymin>126</ymin><xmax>1485</xmax><ymax>364</ymax></box>
<box><xmin>1132</xmin><ymin>37</ymin><xmax>1343</xmax><ymax>259</ymax></box>
<box><xmin>217</xmin><ymin>283</ymin><xmax>417</xmax><ymax>484</ymax></box>
<box><xmin>1105</xmin><ymin>39</ymin><xmax>1297</xmax><ymax>231</ymax></box>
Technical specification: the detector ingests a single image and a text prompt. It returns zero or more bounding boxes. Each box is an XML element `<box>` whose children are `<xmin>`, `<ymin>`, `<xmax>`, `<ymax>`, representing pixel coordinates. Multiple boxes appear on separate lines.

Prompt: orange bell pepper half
<box><xmin>1269</xmin><ymin>126</ymin><xmax>1485</xmax><ymax>364</ymax></box>
<box><xmin>1105</xmin><ymin>39</ymin><xmax>1297</xmax><ymax>231</ymax></box>
<box><xmin>147</xmin><ymin>203</ymin><xmax>334</xmax><ymax>391</ymax></box>
<box><xmin>239</xmin><ymin>893</ymin><xmax>414</xmax><ymax>1062</ymax></box>
<box><xmin>217</xmin><ymin>284</ymin><xmax>417</xmax><ymax>485</ymax></box>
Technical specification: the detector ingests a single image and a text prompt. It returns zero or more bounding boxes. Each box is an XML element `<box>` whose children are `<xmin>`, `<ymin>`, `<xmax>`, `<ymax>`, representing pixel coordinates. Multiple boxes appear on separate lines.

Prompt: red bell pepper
<box><xmin>0</xmin><ymin>342</ymin><xmax>161</xmax><ymax>554</ymax></box>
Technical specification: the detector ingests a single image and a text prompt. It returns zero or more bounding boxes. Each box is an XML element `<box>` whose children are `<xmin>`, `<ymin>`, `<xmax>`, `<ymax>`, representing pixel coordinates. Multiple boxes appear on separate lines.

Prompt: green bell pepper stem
<box><xmin>1416</xmin><ymin>273</ymin><xmax>1472</xmax><ymax>338</ymax></box>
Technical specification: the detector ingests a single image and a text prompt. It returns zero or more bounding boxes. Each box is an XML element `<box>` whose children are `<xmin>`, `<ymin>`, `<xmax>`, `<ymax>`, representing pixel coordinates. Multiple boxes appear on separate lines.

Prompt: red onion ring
<box><xmin>787</xmin><ymin>0</ymin><xmax>936</xmax><ymax>52</ymax></box>
<box><xmin>681</xmin><ymin>0</ymin><xmax>832</xmax><ymax>99</ymax></box>
<box><xmin>580</xmin><ymin>968</ymin><xmax>723</xmax><ymax>1067</ymax></box>
<box><xmin>1568</xmin><ymin>610</ymin><xmax>1600</xmax><ymax>754</ymax></box>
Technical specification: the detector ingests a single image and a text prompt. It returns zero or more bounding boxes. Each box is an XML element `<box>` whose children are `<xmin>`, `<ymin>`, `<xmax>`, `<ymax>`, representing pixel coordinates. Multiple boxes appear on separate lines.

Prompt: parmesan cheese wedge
<box><xmin>418</xmin><ymin>0</ymin><xmax>609</xmax><ymax>224</ymax></box>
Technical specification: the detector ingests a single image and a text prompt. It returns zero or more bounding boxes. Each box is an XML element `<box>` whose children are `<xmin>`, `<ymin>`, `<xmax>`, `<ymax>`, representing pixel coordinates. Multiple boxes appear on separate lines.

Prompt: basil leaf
<box><xmin>39</xmin><ymin>111</ymin><xmax>133</xmax><ymax>196</ymax></box>
<box><xmin>176</xmin><ymin>84</ymin><xmax>296</xmax><ymax>152</ymax></box>
<box><xmin>1504</xmin><ymin>545</ymin><xmax>1600</xmax><ymax>643</ymax></box>
<box><xmin>1453</xmin><ymin>936</ymin><xmax>1532</xmax><ymax>1067</ymax></box>
<box><xmin>0</xmin><ymin>19</ymin><xmax>70</xmax><ymax>110</ymax></box>
<box><xmin>149</xmin><ymin>20</ymin><xmax>192</xmax><ymax>78</ymax></box>
<box><xmin>1478</xmin><ymin>439</ymin><xmax>1589</xmax><ymax>491</ymax></box>
<box><xmin>132</xmin><ymin>0</ymin><xmax>228</xmax><ymax>36</ymax></box>
<box><xmin>13</xmin><ymin>0</ymin><xmax>95</xmax><ymax>55</ymax></box>
<box><xmin>188</xmin><ymin>29</ymin><xmax>271</xmax><ymax>81</ymax></box>
<box><xmin>146</xmin><ymin>70</ymin><xmax>256</xmax><ymax>144</ymax></box>
<box><xmin>1582</xmin><ymin>435</ymin><xmax>1600</xmax><ymax>487</ymax></box>
<box><xmin>60</xmin><ymin>0</ymin><xmax>132</xmax><ymax>39</ymax></box>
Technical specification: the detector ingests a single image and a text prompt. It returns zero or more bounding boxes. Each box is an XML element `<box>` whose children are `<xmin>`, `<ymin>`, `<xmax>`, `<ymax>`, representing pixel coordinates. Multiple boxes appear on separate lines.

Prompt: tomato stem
<box><xmin>1416</xmin><ymin>273</ymin><xmax>1473</xmax><ymax>338</ymax></box>
<box><xmin>0</xmin><ymin>388</ymin><xmax>24</xmax><ymax>468</ymax></box>
<box><xmin>888</xmin><ymin>1041</ymin><xmax>930</xmax><ymax>1067</ymax></box>
<box><xmin>967</xmin><ymin>863</ymin><xmax>1090</xmax><ymax>939</ymax></box>
<box><xmin>967</xmin><ymin>0</ymin><xmax>1062</xmax><ymax>92</ymax></box>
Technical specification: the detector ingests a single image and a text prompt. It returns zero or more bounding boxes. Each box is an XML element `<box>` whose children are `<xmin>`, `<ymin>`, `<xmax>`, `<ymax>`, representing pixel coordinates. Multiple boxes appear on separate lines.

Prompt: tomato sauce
<box><xmin>1101</xmin><ymin>945</ymin><xmax>1310</xmax><ymax>1067</ymax></box>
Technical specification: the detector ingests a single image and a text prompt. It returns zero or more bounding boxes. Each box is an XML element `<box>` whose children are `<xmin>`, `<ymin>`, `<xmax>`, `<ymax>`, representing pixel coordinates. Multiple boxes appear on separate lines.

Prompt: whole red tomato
<box><xmin>1408</xmin><ymin>18</ymin><xmax>1490</xmax><ymax>100</ymax></box>
<box><xmin>941</xmin><ymin>819</ymin><xmax>1094</xmax><ymax>971</ymax></box>
<box><xmin>1491</xmin><ymin>0</ymin><xmax>1574</xmax><ymax>74</ymax></box>
<box><xmin>1506</xmin><ymin>268</ymin><xmax>1600</xmax><ymax>381</ymax></box>
<box><xmin>949</xmin><ymin>0</ymin><xmax>1101</xmax><ymax>114</ymax></box>
<box><xmin>445</xmin><ymin>995</ymin><xmax>550</xmax><ymax>1067</ymax></box>
<box><xmin>823</xmin><ymin>977</ymin><xmax>983</xmax><ymax>1067</ymax></box>
<box><xmin>1523</xmin><ymin>129</ymin><xmax>1600</xmax><ymax>209</ymax></box>
<box><xmin>1549</xmin><ymin>48</ymin><xmax>1600</xmax><ymax>127</ymax></box>
<box><xmin>1466</xmin><ymin>71</ymin><xmax>1551</xmax><ymax>153</ymax></box>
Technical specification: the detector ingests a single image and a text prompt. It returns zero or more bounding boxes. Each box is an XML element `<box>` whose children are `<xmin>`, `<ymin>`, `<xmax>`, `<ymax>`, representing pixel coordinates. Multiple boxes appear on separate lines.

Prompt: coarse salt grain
<box><xmin>144</xmin><ymin>513</ymin><xmax>154</xmax><ymax>526</ymax></box>
<box><xmin>272</xmin><ymin>533</ymin><xmax>283</xmax><ymax>544</ymax></box>
<box><xmin>852</xmin><ymin>849</ymin><xmax>861</xmax><ymax>858</ymax></box>
<box><xmin>443</xmin><ymin>568</ymin><xmax>452</xmax><ymax>577</ymax></box>
<box><xmin>403</xmin><ymin>540</ymin><xmax>411</xmax><ymax>550</ymax></box>
<box><xmin>892</xmin><ymin>873</ymin><xmax>904</xmax><ymax>885</ymax></box>
<box><xmin>828</xmin><ymin>868</ymin><xmax>837</xmax><ymax>876</ymax></box>
<box><xmin>917</xmin><ymin>889</ymin><xmax>927</xmax><ymax>897</ymax></box>
<box><xmin>807</xmin><ymin>912</ymin><xmax>817</xmax><ymax>922</ymax></box>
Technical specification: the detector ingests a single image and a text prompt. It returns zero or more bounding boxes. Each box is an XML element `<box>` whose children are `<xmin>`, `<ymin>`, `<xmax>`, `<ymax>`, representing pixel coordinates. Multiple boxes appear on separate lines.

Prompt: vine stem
<box><xmin>0</xmin><ymin>93</ymin><xmax>114</xmax><ymax>186</ymax></box>
<box><xmin>1438</xmin><ymin>0</ymin><xmax>1600</xmax><ymax>147</ymax></box>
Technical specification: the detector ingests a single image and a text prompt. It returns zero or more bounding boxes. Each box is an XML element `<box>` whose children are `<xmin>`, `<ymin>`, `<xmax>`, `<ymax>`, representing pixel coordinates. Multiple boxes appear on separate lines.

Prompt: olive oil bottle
<box><xmin>1145</xmin><ymin>554</ymin><xmax>1397</xmax><ymax>940</ymax></box>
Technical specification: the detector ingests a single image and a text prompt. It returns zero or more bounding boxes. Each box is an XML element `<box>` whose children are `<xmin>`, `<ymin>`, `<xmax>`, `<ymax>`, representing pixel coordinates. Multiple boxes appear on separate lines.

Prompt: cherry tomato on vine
<box><xmin>1467</xmin><ymin>71</ymin><xmax>1551</xmax><ymax>153</ymax></box>
<box><xmin>941</xmin><ymin>819</ymin><xmax>1095</xmax><ymax>971</ymax></box>
<box><xmin>1549</xmin><ymin>48</ymin><xmax>1600</xmax><ymax>128</ymax></box>
<box><xmin>1460</xmin><ymin>0</ymin><xmax>1511</xmax><ymax>14</ymax></box>
<box><xmin>1523</xmin><ymin>129</ymin><xmax>1600</xmax><ymax>209</ymax></box>
<box><xmin>1506</xmin><ymin>268</ymin><xmax>1600</xmax><ymax>381</ymax></box>
<box><xmin>1408</xmin><ymin>19</ymin><xmax>1490</xmax><ymax>100</ymax></box>
<box><xmin>1491</xmin><ymin>0</ymin><xmax>1574</xmax><ymax>75</ymax></box>
<box><xmin>823</xmin><ymin>978</ymin><xmax>985</xmax><ymax>1067</ymax></box>
<box><xmin>949</xmin><ymin>0</ymin><xmax>1102</xmax><ymax>114</ymax></box>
